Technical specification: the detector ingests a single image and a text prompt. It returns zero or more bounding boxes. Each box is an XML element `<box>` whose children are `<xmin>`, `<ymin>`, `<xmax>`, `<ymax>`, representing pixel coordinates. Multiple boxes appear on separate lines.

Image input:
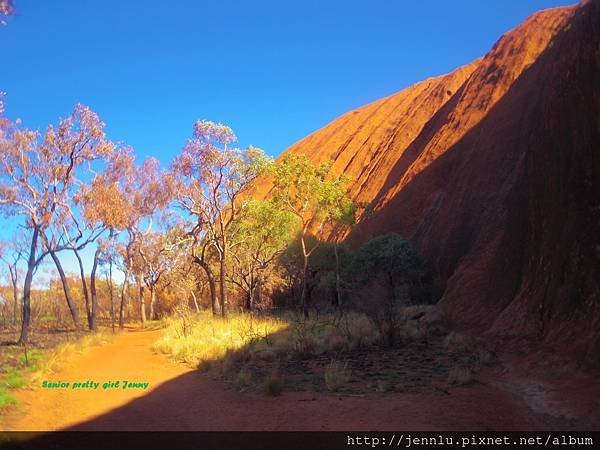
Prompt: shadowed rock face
<box><xmin>257</xmin><ymin>0</ymin><xmax>600</xmax><ymax>364</ymax></box>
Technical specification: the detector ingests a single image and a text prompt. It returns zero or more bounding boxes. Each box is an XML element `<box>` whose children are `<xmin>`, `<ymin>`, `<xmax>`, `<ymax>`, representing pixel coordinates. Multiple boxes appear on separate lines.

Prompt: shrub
<box><xmin>348</xmin><ymin>233</ymin><xmax>430</xmax><ymax>347</ymax></box>
<box><xmin>0</xmin><ymin>387</ymin><xmax>17</xmax><ymax>409</ymax></box>
<box><xmin>324</xmin><ymin>359</ymin><xmax>351</xmax><ymax>392</ymax></box>
<box><xmin>447</xmin><ymin>366</ymin><xmax>473</xmax><ymax>386</ymax></box>
<box><xmin>235</xmin><ymin>366</ymin><xmax>252</xmax><ymax>391</ymax></box>
<box><xmin>4</xmin><ymin>369</ymin><xmax>25</xmax><ymax>389</ymax></box>
<box><xmin>477</xmin><ymin>349</ymin><xmax>496</xmax><ymax>366</ymax></box>
<box><xmin>263</xmin><ymin>370</ymin><xmax>283</xmax><ymax>396</ymax></box>
<box><xmin>443</xmin><ymin>332</ymin><xmax>476</xmax><ymax>354</ymax></box>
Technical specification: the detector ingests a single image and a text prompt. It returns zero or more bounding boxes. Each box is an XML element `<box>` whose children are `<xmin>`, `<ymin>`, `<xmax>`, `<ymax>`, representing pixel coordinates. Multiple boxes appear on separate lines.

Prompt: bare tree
<box><xmin>0</xmin><ymin>233</ymin><xmax>26</xmax><ymax>325</ymax></box>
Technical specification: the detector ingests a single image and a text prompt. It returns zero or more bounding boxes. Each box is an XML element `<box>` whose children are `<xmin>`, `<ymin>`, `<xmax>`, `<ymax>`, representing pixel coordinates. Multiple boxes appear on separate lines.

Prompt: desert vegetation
<box><xmin>0</xmin><ymin>94</ymin><xmax>432</xmax><ymax>333</ymax></box>
<box><xmin>0</xmin><ymin>102</ymin><xmax>464</xmax><ymax>399</ymax></box>
<box><xmin>152</xmin><ymin>305</ymin><xmax>490</xmax><ymax>396</ymax></box>
<box><xmin>2</xmin><ymin>0</ymin><xmax>597</xmax><ymax>436</ymax></box>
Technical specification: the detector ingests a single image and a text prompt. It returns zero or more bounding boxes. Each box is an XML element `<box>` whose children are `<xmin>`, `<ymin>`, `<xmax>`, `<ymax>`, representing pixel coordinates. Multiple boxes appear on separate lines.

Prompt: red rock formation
<box><xmin>262</xmin><ymin>1</ymin><xmax>600</xmax><ymax>365</ymax></box>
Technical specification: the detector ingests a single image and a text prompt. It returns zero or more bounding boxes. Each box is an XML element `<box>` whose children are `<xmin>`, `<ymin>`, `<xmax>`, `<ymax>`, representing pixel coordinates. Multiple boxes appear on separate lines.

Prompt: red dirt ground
<box><xmin>2</xmin><ymin>329</ymin><xmax>597</xmax><ymax>431</ymax></box>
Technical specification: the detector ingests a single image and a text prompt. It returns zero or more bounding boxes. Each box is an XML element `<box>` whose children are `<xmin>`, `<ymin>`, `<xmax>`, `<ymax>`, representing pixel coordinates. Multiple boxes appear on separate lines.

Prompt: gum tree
<box><xmin>172</xmin><ymin>120</ymin><xmax>271</xmax><ymax>316</ymax></box>
<box><xmin>230</xmin><ymin>199</ymin><xmax>296</xmax><ymax>310</ymax></box>
<box><xmin>79</xmin><ymin>150</ymin><xmax>174</xmax><ymax>327</ymax></box>
<box><xmin>272</xmin><ymin>154</ymin><xmax>352</xmax><ymax>318</ymax></box>
<box><xmin>0</xmin><ymin>233</ymin><xmax>26</xmax><ymax>324</ymax></box>
<box><xmin>0</xmin><ymin>105</ymin><xmax>115</xmax><ymax>341</ymax></box>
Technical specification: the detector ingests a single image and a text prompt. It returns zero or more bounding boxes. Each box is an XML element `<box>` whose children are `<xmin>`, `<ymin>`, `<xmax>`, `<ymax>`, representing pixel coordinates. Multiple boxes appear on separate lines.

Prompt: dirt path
<box><xmin>3</xmin><ymin>329</ymin><xmax>193</xmax><ymax>431</ymax></box>
<box><xmin>2</xmin><ymin>329</ymin><xmax>596</xmax><ymax>431</ymax></box>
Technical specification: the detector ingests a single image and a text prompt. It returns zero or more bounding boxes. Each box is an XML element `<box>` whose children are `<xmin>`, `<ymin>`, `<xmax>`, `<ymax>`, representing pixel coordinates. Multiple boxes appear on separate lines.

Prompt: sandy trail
<box><xmin>2</xmin><ymin>329</ymin><xmax>595</xmax><ymax>431</ymax></box>
<box><xmin>3</xmin><ymin>329</ymin><xmax>192</xmax><ymax>431</ymax></box>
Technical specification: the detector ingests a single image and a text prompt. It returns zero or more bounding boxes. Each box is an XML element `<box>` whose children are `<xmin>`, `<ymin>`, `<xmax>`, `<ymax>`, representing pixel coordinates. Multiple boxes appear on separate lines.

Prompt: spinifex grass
<box><xmin>153</xmin><ymin>312</ymin><xmax>289</xmax><ymax>366</ymax></box>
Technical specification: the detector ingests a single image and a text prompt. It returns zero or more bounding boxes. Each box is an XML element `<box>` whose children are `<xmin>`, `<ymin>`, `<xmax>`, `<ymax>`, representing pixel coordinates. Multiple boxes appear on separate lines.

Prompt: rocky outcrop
<box><xmin>262</xmin><ymin>1</ymin><xmax>600</xmax><ymax>365</ymax></box>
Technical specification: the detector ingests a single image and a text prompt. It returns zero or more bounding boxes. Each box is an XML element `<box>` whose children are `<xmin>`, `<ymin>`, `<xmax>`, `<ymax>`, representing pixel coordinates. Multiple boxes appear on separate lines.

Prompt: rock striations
<box><xmin>260</xmin><ymin>1</ymin><xmax>600</xmax><ymax>365</ymax></box>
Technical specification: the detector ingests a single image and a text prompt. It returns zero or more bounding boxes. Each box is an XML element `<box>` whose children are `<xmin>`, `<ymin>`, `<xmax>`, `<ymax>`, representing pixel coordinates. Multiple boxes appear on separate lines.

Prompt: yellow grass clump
<box><xmin>152</xmin><ymin>312</ymin><xmax>288</xmax><ymax>367</ymax></box>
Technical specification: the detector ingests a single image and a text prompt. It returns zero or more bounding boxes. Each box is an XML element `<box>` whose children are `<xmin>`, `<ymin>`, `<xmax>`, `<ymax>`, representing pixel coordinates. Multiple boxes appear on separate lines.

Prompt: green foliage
<box><xmin>350</xmin><ymin>233</ymin><xmax>427</xmax><ymax>300</ymax></box>
<box><xmin>19</xmin><ymin>348</ymin><xmax>44</xmax><ymax>369</ymax></box>
<box><xmin>0</xmin><ymin>387</ymin><xmax>17</xmax><ymax>409</ymax></box>
<box><xmin>234</xmin><ymin>199</ymin><xmax>297</xmax><ymax>259</ymax></box>
<box><xmin>272</xmin><ymin>154</ymin><xmax>353</xmax><ymax>231</ymax></box>
<box><xmin>348</xmin><ymin>233</ymin><xmax>429</xmax><ymax>346</ymax></box>
<box><xmin>4</xmin><ymin>369</ymin><xmax>25</xmax><ymax>388</ymax></box>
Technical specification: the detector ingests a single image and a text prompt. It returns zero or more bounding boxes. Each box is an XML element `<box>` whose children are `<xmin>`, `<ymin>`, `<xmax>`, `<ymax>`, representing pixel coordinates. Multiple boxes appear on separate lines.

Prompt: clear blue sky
<box><xmin>0</xmin><ymin>0</ymin><xmax>575</xmax><ymax>278</ymax></box>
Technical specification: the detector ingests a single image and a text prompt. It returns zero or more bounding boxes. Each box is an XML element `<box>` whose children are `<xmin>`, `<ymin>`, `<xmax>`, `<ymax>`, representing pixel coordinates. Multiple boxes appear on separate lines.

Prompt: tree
<box><xmin>0</xmin><ymin>0</ymin><xmax>13</xmax><ymax>25</ymax></box>
<box><xmin>0</xmin><ymin>233</ymin><xmax>26</xmax><ymax>325</ymax></box>
<box><xmin>349</xmin><ymin>233</ymin><xmax>428</xmax><ymax>346</ymax></box>
<box><xmin>272</xmin><ymin>154</ymin><xmax>352</xmax><ymax>318</ymax></box>
<box><xmin>0</xmin><ymin>104</ymin><xmax>115</xmax><ymax>341</ymax></box>
<box><xmin>34</xmin><ymin>104</ymin><xmax>116</xmax><ymax>331</ymax></box>
<box><xmin>0</xmin><ymin>120</ymin><xmax>42</xmax><ymax>343</ymax></box>
<box><xmin>132</xmin><ymin>231</ymin><xmax>181</xmax><ymax>321</ymax></box>
<box><xmin>79</xmin><ymin>150</ymin><xmax>174</xmax><ymax>327</ymax></box>
<box><xmin>230</xmin><ymin>199</ymin><xmax>296</xmax><ymax>310</ymax></box>
<box><xmin>97</xmin><ymin>237</ymin><xmax>119</xmax><ymax>331</ymax></box>
<box><xmin>173</xmin><ymin>120</ymin><xmax>271</xmax><ymax>316</ymax></box>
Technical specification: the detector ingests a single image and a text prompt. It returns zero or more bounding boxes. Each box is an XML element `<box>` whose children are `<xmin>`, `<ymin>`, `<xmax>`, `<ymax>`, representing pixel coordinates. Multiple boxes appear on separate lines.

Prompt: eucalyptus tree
<box><xmin>132</xmin><ymin>230</ymin><xmax>183</xmax><ymax>321</ymax></box>
<box><xmin>230</xmin><ymin>199</ymin><xmax>296</xmax><ymax>310</ymax></box>
<box><xmin>79</xmin><ymin>149</ymin><xmax>175</xmax><ymax>327</ymax></box>
<box><xmin>272</xmin><ymin>154</ymin><xmax>353</xmax><ymax>318</ymax></box>
<box><xmin>0</xmin><ymin>104</ymin><xmax>115</xmax><ymax>342</ymax></box>
<box><xmin>0</xmin><ymin>233</ymin><xmax>26</xmax><ymax>324</ymax></box>
<box><xmin>172</xmin><ymin>120</ymin><xmax>272</xmax><ymax>316</ymax></box>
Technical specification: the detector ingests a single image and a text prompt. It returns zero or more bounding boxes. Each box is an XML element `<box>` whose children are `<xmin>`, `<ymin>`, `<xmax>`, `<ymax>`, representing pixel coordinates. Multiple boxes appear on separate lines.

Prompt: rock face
<box><xmin>266</xmin><ymin>0</ymin><xmax>600</xmax><ymax>364</ymax></box>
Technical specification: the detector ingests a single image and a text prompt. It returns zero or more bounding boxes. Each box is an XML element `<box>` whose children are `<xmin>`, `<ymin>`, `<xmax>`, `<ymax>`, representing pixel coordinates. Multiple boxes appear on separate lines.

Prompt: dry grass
<box><xmin>153</xmin><ymin>311</ymin><xmax>380</xmax><ymax>369</ymax></box>
<box><xmin>153</xmin><ymin>312</ymin><xmax>288</xmax><ymax>367</ymax></box>
<box><xmin>447</xmin><ymin>366</ymin><xmax>473</xmax><ymax>385</ymax></box>
<box><xmin>234</xmin><ymin>366</ymin><xmax>252</xmax><ymax>391</ymax></box>
<box><xmin>153</xmin><ymin>307</ymin><xmax>469</xmax><ymax>396</ymax></box>
<box><xmin>263</xmin><ymin>368</ymin><xmax>283</xmax><ymax>396</ymax></box>
<box><xmin>324</xmin><ymin>359</ymin><xmax>351</xmax><ymax>392</ymax></box>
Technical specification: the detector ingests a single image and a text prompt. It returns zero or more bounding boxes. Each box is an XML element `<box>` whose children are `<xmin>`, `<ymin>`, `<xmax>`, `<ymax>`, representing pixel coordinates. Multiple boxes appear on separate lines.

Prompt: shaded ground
<box><xmin>2</xmin><ymin>328</ymin><xmax>598</xmax><ymax>431</ymax></box>
<box><xmin>219</xmin><ymin>328</ymin><xmax>468</xmax><ymax>395</ymax></box>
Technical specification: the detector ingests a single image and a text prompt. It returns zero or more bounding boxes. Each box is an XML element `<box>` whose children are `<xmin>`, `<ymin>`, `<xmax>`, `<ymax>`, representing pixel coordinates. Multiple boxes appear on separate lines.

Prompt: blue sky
<box><xmin>0</xmin><ymin>0</ymin><xmax>575</xmax><ymax>278</ymax></box>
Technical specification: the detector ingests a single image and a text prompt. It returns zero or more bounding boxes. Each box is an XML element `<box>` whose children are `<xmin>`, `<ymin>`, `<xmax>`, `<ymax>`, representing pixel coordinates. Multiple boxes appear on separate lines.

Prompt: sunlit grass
<box><xmin>0</xmin><ymin>386</ymin><xmax>17</xmax><ymax>409</ymax></box>
<box><xmin>153</xmin><ymin>311</ymin><xmax>380</xmax><ymax>370</ymax></box>
<box><xmin>153</xmin><ymin>311</ymin><xmax>289</xmax><ymax>366</ymax></box>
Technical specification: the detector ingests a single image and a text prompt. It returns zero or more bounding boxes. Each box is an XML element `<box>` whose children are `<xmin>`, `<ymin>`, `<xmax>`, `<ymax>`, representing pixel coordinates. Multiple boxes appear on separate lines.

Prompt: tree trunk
<box><xmin>50</xmin><ymin>251</ymin><xmax>80</xmax><ymax>329</ymax></box>
<box><xmin>196</xmin><ymin>260</ymin><xmax>218</xmax><ymax>316</ymax></box>
<box><xmin>10</xmin><ymin>268</ymin><xmax>18</xmax><ymax>326</ymax></box>
<box><xmin>245</xmin><ymin>288</ymin><xmax>252</xmax><ymax>311</ymax></box>
<box><xmin>119</xmin><ymin>268</ymin><xmax>129</xmax><ymax>329</ymax></box>
<box><xmin>149</xmin><ymin>285</ymin><xmax>156</xmax><ymax>321</ymax></box>
<box><xmin>334</xmin><ymin>242</ymin><xmax>342</xmax><ymax>308</ymax></box>
<box><xmin>256</xmin><ymin>272</ymin><xmax>263</xmax><ymax>308</ymax></box>
<box><xmin>219</xmin><ymin>245</ymin><xmax>227</xmax><ymax>317</ymax></box>
<box><xmin>89</xmin><ymin>248</ymin><xmax>100</xmax><ymax>332</ymax></box>
<box><xmin>190</xmin><ymin>290</ymin><xmax>200</xmax><ymax>313</ymax></box>
<box><xmin>18</xmin><ymin>227</ymin><xmax>39</xmax><ymax>344</ymax></box>
<box><xmin>138</xmin><ymin>281</ymin><xmax>146</xmax><ymax>328</ymax></box>
<box><xmin>74</xmin><ymin>249</ymin><xmax>92</xmax><ymax>330</ymax></box>
<box><xmin>300</xmin><ymin>255</ymin><xmax>310</xmax><ymax>319</ymax></box>
<box><xmin>108</xmin><ymin>260</ymin><xmax>115</xmax><ymax>332</ymax></box>
<box><xmin>299</xmin><ymin>233</ymin><xmax>310</xmax><ymax>319</ymax></box>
